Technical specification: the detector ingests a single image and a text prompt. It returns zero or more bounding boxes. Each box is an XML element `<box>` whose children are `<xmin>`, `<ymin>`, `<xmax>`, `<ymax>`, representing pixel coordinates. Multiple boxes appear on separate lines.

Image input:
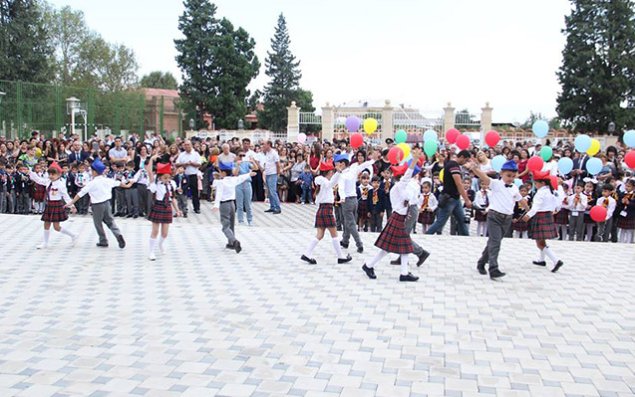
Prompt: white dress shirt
<box><xmin>339</xmin><ymin>160</ymin><xmax>375</xmax><ymax>198</ymax></box>
<box><xmin>77</xmin><ymin>175</ymin><xmax>122</xmax><ymax>204</ymax></box>
<box><xmin>420</xmin><ymin>192</ymin><xmax>438</xmax><ymax>211</ymax></box>
<box><xmin>177</xmin><ymin>150</ymin><xmax>202</xmax><ymax>175</ymax></box>
<box><xmin>526</xmin><ymin>186</ymin><xmax>559</xmax><ymax>218</ymax></box>
<box><xmin>567</xmin><ymin>192</ymin><xmax>588</xmax><ymax>213</ymax></box>
<box><xmin>487</xmin><ymin>179</ymin><xmax>522</xmax><ymax>215</ymax></box>
<box><xmin>596</xmin><ymin>196</ymin><xmax>616</xmax><ymax>220</ymax></box>
<box><xmin>261</xmin><ymin>149</ymin><xmax>280</xmax><ymax>176</ymax></box>
<box><xmin>131</xmin><ymin>169</ymin><xmax>149</xmax><ymax>186</ymax></box>
<box><xmin>406</xmin><ymin>178</ymin><xmax>422</xmax><ymax>207</ymax></box>
<box><xmin>315</xmin><ymin>172</ymin><xmax>342</xmax><ymax>205</ymax></box>
<box><xmin>149</xmin><ymin>180</ymin><xmax>177</xmax><ymax>201</ymax></box>
<box><xmin>212</xmin><ymin>174</ymin><xmax>252</xmax><ymax>208</ymax></box>
<box><xmin>29</xmin><ymin>171</ymin><xmax>71</xmax><ymax>202</ymax></box>
<box><xmin>390</xmin><ymin>168</ymin><xmax>414</xmax><ymax>216</ymax></box>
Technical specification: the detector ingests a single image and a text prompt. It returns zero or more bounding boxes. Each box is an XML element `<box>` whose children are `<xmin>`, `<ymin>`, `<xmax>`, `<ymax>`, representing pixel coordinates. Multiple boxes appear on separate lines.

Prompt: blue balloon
<box><xmin>532</xmin><ymin>120</ymin><xmax>549</xmax><ymax>138</ymax></box>
<box><xmin>624</xmin><ymin>130</ymin><xmax>635</xmax><ymax>148</ymax></box>
<box><xmin>586</xmin><ymin>157</ymin><xmax>602</xmax><ymax>175</ymax></box>
<box><xmin>557</xmin><ymin>157</ymin><xmax>574</xmax><ymax>175</ymax></box>
<box><xmin>574</xmin><ymin>134</ymin><xmax>591</xmax><ymax>152</ymax></box>
<box><xmin>423</xmin><ymin>129</ymin><xmax>438</xmax><ymax>142</ymax></box>
<box><xmin>491</xmin><ymin>155</ymin><xmax>506</xmax><ymax>172</ymax></box>
<box><xmin>514</xmin><ymin>178</ymin><xmax>523</xmax><ymax>187</ymax></box>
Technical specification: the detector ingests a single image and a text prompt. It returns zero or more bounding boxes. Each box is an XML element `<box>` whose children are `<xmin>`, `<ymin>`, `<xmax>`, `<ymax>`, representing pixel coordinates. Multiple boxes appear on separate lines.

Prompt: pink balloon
<box><xmin>445</xmin><ymin>128</ymin><xmax>460</xmax><ymax>144</ymax></box>
<box><xmin>455</xmin><ymin>134</ymin><xmax>470</xmax><ymax>150</ymax></box>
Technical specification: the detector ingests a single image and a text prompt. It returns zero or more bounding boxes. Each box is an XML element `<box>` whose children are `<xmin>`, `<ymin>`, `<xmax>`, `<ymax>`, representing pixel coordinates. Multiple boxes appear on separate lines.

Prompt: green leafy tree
<box><xmin>44</xmin><ymin>5</ymin><xmax>87</xmax><ymax>84</ymax></box>
<box><xmin>175</xmin><ymin>0</ymin><xmax>260</xmax><ymax>129</ymax></box>
<box><xmin>0</xmin><ymin>0</ymin><xmax>53</xmax><ymax>82</ymax></box>
<box><xmin>140</xmin><ymin>71</ymin><xmax>178</xmax><ymax>89</ymax></box>
<box><xmin>557</xmin><ymin>0</ymin><xmax>635</xmax><ymax>133</ymax></box>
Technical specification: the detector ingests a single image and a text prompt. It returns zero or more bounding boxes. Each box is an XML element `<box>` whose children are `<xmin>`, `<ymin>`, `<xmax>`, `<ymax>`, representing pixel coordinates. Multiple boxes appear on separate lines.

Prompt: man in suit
<box><xmin>68</xmin><ymin>141</ymin><xmax>89</xmax><ymax>165</ymax></box>
<box><xmin>572</xmin><ymin>153</ymin><xmax>588</xmax><ymax>186</ymax></box>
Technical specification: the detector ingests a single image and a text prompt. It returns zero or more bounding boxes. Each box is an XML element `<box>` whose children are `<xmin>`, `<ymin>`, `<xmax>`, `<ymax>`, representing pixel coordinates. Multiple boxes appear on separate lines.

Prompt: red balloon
<box><xmin>350</xmin><ymin>133</ymin><xmax>363</xmax><ymax>149</ymax></box>
<box><xmin>455</xmin><ymin>134</ymin><xmax>470</xmax><ymax>150</ymax></box>
<box><xmin>387</xmin><ymin>146</ymin><xmax>404</xmax><ymax>165</ymax></box>
<box><xmin>445</xmin><ymin>128</ymin><xmax>460</xmax><ymax>144</ymax></box>
<box><xmin>625</xmin><ymin>150</ymin><xmax>635</xmax><ymax>169</ymax></box>
<box><xmin>485</xmin><ymin>130</ymin><xmax>500</xmax><ymax>147</ymax></box>
<box><xmin>527</xmin><ymin>156</ymin><xmax>544</xmax><ymax>172</ymax></box>
<box><xmin>590</xmin><ymin>205</ymin><xmax>608</xmax><ymax>223</ymax></box>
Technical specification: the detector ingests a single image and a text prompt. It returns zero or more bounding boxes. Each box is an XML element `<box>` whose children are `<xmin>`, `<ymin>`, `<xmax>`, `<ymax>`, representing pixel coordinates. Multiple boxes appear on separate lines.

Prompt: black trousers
<box><xmin>187</xmin><ymin>174</ymin><xmax>200</xmax><ymax>211</ymax></box>
<box><xmin>251</xmin><ymin>170</ymin><xmax>265</xmax><ymax>201</ymax></box>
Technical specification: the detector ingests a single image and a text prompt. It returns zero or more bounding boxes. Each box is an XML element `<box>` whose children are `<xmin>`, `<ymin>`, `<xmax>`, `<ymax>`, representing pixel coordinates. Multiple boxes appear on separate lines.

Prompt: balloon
<box><xmin>396</xmin><ymin>142</ymin><xmax>411</xmax><ymax>159</ymax></box>
<box><xmin>514</xmin><ymin>178</ymin><xmax>523</xmax><ymax>187</ymax></box>
<box><xmin>387</xmin><ymin>146</ymin><xmax>404</xmax><ymax>165</ymax></box>
<box><xmin>625</xmin><ymin>150</ymin><xmax>635</xmax><ymax>169</ymax></box>
<box><xmin>550</xmin><ymin>175</ymin><xmax>559</xmax><ymax>190</ymax></box>
<box><xmin>558</xmin><ymin>157</ymin><xmax>574</xmax><ymax>175</ymax></box>
<box><xmin>532</xmin><ymin>120</ymin><xmax>549</xmax><ymax>138</ymax></box>
<box><xmin>445</xmin><ymin>128</ymin><xmax>460</xmax><ymax>144</ymax></box>
<box><xmin>439</xmin><ymin>168</ymin><xmax>445</xmax><ymax>182</ymax></box>
<box><xmin>590</xmin><ymin>205</ymin><xmax>608</xmax><ymax>223</ymax></box>
<box><xmin>423</xmin><ymin>129</ymin><xmax>438</xmax><ymax>142</ymax></box>
<box><xmin>585</xmin><ymin>157</ymin><xmax>602</xmax><ymax>175</ymax></box>
<box><xmin>455</xmin><ymin>134</ymin><xmax>470</xmax><ymax>150</ymax></box>
<box><xmin>586</xmin><ymin>139</ymin><xmax>601</xmax><ymax>156</ymax></box>
<box><xmin>491</xmin><ymin>155</ymin><xmax>506</xmax><ymax>172</ymax></box>
<box><xmin>350</xmin><ymin>133</ymin><xmax>363</xmax><ymax>149</ymax></box>
<box><xmin>574</xmin><ymin>134</ymin><xmax>591</xmax><ymax>152</ymax></box>
<box><xmin>540</xmin><ymin>146</ymin><xmax>553</xmax><ymax>162</ymax></box>
<box><xmin>484</xmin><ymin>130</ymin><xmax>500</xmax><ymax>147</ymax></box>
<box><xmin>345</xmin><ymin>116</ymin><xmax>361</xmax><ymax>132</ymax></box>
<box><xmin>424</xmin><ymin>140</ymin><xmax>438</xmax><ymax>158</ymax></box>
<box><xmin>363</xmin><ymin>118</ymin><xmax>378</xmax><ymax>135</ymax></box>
<box><xmin>395</xmin><ymin>129</ymin><xmax>407</xmax><ymax>144</ymax></box>
<box><xmin>624</xmin><ymin>130</ymin><xmax>635</xmax><ymax>148</ymax></box>
<box><xmin>527</xmin><ymin>156</ymin><xmax>544</xmax><ymax>172</ymax></box>
<box><xmin>297</xmin><ymin>133</ymin><xmax>306</xmax><ymax>144</ymax></box>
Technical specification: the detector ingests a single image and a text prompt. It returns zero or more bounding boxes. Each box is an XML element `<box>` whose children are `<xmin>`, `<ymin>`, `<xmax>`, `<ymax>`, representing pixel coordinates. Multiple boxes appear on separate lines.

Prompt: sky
<box><xmin>48</xmin><ymin>0</ymin><xmax>573</xmax><ymax>123</ymax></box>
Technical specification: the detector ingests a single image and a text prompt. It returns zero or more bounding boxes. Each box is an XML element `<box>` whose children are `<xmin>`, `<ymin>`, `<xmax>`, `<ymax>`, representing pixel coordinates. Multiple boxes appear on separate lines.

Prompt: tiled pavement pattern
<box><xmin>0</xmin><ymin>202</ymin><xmax>634</xmax><ymax>397</ymax></box>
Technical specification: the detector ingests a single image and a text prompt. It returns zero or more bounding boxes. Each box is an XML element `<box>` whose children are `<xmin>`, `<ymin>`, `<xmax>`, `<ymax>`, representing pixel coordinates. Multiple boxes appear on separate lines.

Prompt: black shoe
<box><xmin>337</xmin><ymin>226</ymin><xmax>342</xmax><ymax>231</ymax></box>
<box><xmin>552</xmin><ymin>260</ymin><xmax>564</xmax><ymax>273</ymax></box>
<box><xmin>489</xmin><ymin>269</ymin><xmax>506</xmax><ymax>279</ymax></box>
<box><xmin>416</xmin><ymin>251</ymin><xmax>430</xmax><ymax>267</ymax></box>
<box><xmin>194</xmin><ymin>209</ymin><xmax>200</xmax><ymax>214</ymax></box>
<box><xmin>264</xmin><ymin>209</ymin><xmax>274</xmax><ymax>213</ymax></box>
<box><xmin>96</xmin><ymin>242</ymin><xmax>108</xmax><ymax>248</ymax></box>
<box><xmin>301</xmin><ymin>255</ymin><xmax>317</xmax><ymax>265</ymax></box>
<box><xmin>477</xmin><ymin>263</ymin><xmax>487</xmax><ymax>275</ymax></box>
<box><xmin>356</xmin><ymin>246</ymin><xmax>363</xmax><ymax>254</ymax></box>
<box><xmin>399</xmin><ymin>273</ymin><xmax>419</xmax><ymax>282</ymax></box>
<box><xmin>233</xmin><ymin>240</ymin><xmax>242</xmax><ymax>254</ymax></box>
<box><xmin>133</xmin><ymin>215</ymin><xmax>138</xmax><ymax>219</ymax></box>
<box><xmin>225</xmin><ymin>244</ymin><xmax>234</xmax><ymax>249</ymax></box>
<box><xmin>340</xmin><ymin>241</ymin><xmax>349</xmax><ymax>249</ymax></box>
<box><xmin>116</xmin><ymin>235</ymin><xmax>126</xmax><ymax>249</ymax></box>
<box><xmin>272</xmin><ymin>210</ymin><xmax>281</xmax><ymax>215</ymax></box>
<box><xmin>126</xmin><ymin>214</ymin><xmax>133</xmax><ymax>218</ymax></box>
<box><xmin>338</xmin><ymin>255</ymin><xmax>352</xmax><ymax>264</ymax></box>
<box><xmin>532</xmin><ymin>261</ymin><xmax>547</xmax><ymax>267</ymax></box>
<box><xmin>183</xmin><ymin>213</ymin><xmax>188</xmax><ymax>218</ymax></box>
<box><xmin>362</xmin><ymin>264</ymin><xmax>376</xmax><ymax>279</ymax></box>
<box><xmin>390</xmin><ymin>257</ymin><xmax>400</xmax><ymax>265</ymax></box>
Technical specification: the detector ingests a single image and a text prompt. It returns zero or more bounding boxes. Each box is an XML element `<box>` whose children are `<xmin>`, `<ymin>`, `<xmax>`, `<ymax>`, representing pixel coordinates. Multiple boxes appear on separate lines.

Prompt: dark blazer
<box><xmin>68</xmin><ymin>150</ymin><xmax>90</xmax><ymax>165</ymax></box>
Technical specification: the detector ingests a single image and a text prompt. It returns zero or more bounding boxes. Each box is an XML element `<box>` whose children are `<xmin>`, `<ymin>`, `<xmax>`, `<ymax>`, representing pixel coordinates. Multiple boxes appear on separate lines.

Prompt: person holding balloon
<box><xmin>595</xmin><ymin>184</ymin><xmax>617</xmax><ymax>242</ymax></box>
<box><xmin>615</xmin><ymin>178</ymin><xmax>635</xmax><ymax>243</ymax></box>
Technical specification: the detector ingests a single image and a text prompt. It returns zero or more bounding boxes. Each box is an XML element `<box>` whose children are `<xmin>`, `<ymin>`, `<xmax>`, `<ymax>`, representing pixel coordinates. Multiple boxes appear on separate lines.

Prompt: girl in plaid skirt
<box><xmin>28</xmin><ymin>162</ymin><xmax>77</xmax><ymax>249</ymax></box>
<box><xmin>361</xmin><ymin>149</ymin><xmax>423</xmax><ymax>282</ymax></box>
<box><xmin>147</xmin><ymin>156</ymin><xmax>182</xmax><ymax>261</ymax></box>
<box><xmin>301</xmin><ymin>161</ymin><xmax>352</xmax><ymax>265</ymax></box>
<box><xmin>522</xmin><ymin>171</ymin><xmax>564</xmax><ymax>273</ymax></box>
<box><xmin>616</xmin><ymin>179</ymin><xmax>635</xmax><ymax>243</ymax></box>
<box><xmin>418</xmin><ymin>180</ymin><xmax>437</xmax><ymax>234</ymax></box>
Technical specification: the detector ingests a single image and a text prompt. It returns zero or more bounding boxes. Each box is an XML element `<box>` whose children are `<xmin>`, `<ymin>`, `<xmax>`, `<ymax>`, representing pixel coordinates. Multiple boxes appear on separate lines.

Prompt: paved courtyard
<box><xmin>0</xmin><ymin>202</ymin><xmax>634</xmax><ymax>397</ymax></box>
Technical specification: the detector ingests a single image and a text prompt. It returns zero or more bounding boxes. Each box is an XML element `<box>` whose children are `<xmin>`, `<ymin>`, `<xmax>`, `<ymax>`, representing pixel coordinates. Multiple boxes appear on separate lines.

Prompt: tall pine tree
<box><xmin>175</xmin><ymin>0</ymin><xmax>259</xmax><ymax>129</ymax></box>
<box><xmin>557</xmin><ymin>0</ymin><xmax>635</xmax><ymax>133</ymax></box>
<box><xmin>259</xmin><ymin>14</ymin><xmax>313</xmax><ymax>132</ymax></box>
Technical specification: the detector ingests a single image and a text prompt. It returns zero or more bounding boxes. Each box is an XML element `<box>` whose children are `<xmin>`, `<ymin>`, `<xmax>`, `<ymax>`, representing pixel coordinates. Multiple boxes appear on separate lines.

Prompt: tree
<box><xmin>45</xmin><ymin>5</ymin><xmax>88</xmax><ymax>84</ymax></box>
<box><xmin>0</xmin><ymin>0</ymin><xmax>53</xmax><ymax>82</ymax></box>
<box><xmin>259</xmin><ymin>13</ymin><xmax>313</xmax><ymax>132</ymax></box>
<box><xmin>557</xmin><ymin>0</ymin><xmax>635</xmax><ymax>133</ymax></box>
<box><xmin>175</xmin><ymin>0</ymin><xmax>260</xmax><ymax>129</ymax></box>
<box><xmin>140</xmin><ymin>71</ymin><xmax>178</xmax><ymax>89</ymax></box>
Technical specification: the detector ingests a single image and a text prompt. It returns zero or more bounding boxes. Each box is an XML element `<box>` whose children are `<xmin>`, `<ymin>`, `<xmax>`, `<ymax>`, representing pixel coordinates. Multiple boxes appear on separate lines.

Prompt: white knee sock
<box><xmin>400</xmin><ymin>254</ymin><xmax>409</xmax><ymax>276</ymax></box>
<box><xmin>538</xmin><ymin>248</ymin><xmax>545</xmax><ymax>261</ymax></box>
<box><xmin>332</xmin><ymin>238</ymin><xmax>345</xmax><ymax>259</ymax></box>
<box><xmin>305</xmin><ymin>238</ymin><xmax>319</xmax><ymax>258</ymax></box>
<box><xmin>149</xmin><ymin>238</ymin><xmax>157</xmax><ymax>254</ymax></box>
<box><xmin>158</xmin><ymin>237</ymin><xmax>165</xmax><ymax>253</ymax></box>
<box><xmin>42</xmin><ymin>229</ymin><xmax>50</xmax><ymax>245</ymax></box>
<box><xmin>543</xmin><ymin>246</ymin><xmax>558</xmax><ymax>264</ymax></box>
<box><xmin>367</xmin><ymin>250</ymin><xmax>387</xmax><ymax>268</ymax></box>
<box><xmin>59</xmin><ymin>227</ymin><xmax>75</xmax><ymax>239</ymax></box>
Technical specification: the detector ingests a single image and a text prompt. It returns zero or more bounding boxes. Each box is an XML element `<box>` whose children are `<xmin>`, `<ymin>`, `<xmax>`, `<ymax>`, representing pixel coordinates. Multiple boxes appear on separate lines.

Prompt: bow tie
<box><xmin>505</xmin><ymin>184</ymin><xmax>514</xmax><ymax>188</ymax></box>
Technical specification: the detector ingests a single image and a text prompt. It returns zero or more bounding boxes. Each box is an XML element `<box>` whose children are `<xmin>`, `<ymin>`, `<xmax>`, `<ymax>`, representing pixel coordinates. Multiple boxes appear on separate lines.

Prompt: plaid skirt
<box><xmin>528</xmin><ymin>211</ymin><xmax>558</xmax><ymax>240</ymax></box>
<box><xmin>33</xmin><ymin>184</ymin><xmax>46</xmax><ymax>201</ymax></box>
<box><xmin>41</xmin><ymin>200</ymin><xmax>68</xmax><ymax>223</ymax></box>
<box><xmin>616</xmin><ymin>215</ymin><xmax>635</xmax><ymax>230</ymax></box>
<box><xmin>554</xmin><ymin>209</ymin><xmax>569</xmax><ymax>225</ymax></box>
<box><xmin>512</xmin><ymin>218</ymin><xmax>529</xmax><ymax>232</ymax></box>
<box><xmin>474</xmin><ymin>209</ymin><xmax>488</xmax><ymax>222</ymax></box>
<box><xmin>418</xmin><ymin>210</ymin><xmax>435</xmax><ymax>225</ymax></box>
<box><xmin>315</xmin><ymin>203</ymin><xmax>337</xmax><ymax>229</ymax></box>
<box><xmin>358</xmin><ymin>201</ymin><xmax>369</xmax><ymax>221</ymax></box>
<box><xmin>148</xmin><ymin>200</ymin><xmax>173</xmax><ymax>224</ymax></box>
<box><xmin>375</xmin><ymin>212</ymin><xmax>414</xmax><ymax>254</ymax></box>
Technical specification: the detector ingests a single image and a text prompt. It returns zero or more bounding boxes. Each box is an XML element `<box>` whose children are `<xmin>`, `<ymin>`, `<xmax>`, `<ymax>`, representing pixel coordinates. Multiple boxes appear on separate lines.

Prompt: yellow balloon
<box><xmin>363</xmin><ymin>118</ymin><xmax>378</xmax><ymax>135</ymax></box>
<box><xmin>439</xmin><ymin>168</ymin><xmax>445</xmax><ymax>182</ymax></box>
<box><xmin>397</xmin><ymin>143</ymin><xmax>411</xmax><ymax>159</ymax></box>
<box><xmin>586</xmin><ymin>139</ymin><xmax>600</xmax><ymax>156</ymax></box>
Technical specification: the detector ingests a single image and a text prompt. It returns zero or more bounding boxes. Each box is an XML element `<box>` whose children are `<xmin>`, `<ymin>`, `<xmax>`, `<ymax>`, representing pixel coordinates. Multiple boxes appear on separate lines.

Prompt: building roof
<box><xmin>140</xmin><ymin>88</ymin><xmax>179</xmax><ymax>98</ymax></box>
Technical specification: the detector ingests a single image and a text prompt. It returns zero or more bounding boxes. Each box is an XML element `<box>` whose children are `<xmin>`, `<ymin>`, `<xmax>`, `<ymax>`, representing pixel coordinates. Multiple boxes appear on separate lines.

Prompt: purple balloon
<box><xmin>345</xmin><ymin>116</ymin><xmax>361</xmax><ymax>132</ymax></box>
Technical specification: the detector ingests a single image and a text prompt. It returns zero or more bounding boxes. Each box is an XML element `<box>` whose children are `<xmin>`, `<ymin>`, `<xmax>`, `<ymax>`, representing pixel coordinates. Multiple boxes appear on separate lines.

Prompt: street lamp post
<box><xmin>66</xmin><ymin>97</ymin><xmax>88</xmax><ymax>141</ymax></box>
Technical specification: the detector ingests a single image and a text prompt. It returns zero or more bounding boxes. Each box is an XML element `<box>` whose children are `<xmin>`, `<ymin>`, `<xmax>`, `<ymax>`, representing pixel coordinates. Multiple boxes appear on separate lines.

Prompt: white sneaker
<box><xmin>149</xmin><ymin>252</ymin><xmax>156</xmax><ymax>261</ymax></box>
<box><xmin>36</xmin><ymin>243</ymin><xmax>48</xmax><ymax>250</ymax></box>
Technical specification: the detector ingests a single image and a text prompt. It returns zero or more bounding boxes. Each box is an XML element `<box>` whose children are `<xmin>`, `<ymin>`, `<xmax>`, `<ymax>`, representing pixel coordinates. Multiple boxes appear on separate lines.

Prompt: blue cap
<box><xmin>218</xmin><ymin>162</ymin><xmax>234</xmax><ymax>172</ymax></box>
<box><xmin>501</xmin><ymin>160</ymin><xmax>518</xmax><ymax>172</ymax></box>
<box><xmin>333</xmin><ymin>153</ymin><xmax>350</xmax><ymax>164</ymax></box>
<box><xmin>91</xmin><ymin>159</ymin><xmax>106</xmax><ymax>174</ymax></box>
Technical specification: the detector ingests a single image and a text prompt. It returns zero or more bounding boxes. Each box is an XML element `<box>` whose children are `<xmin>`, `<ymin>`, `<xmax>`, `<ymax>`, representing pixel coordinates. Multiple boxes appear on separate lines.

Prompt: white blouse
<box><xmin>527</xmin><ymin>186</ymin><xmax>560</xmax><ymax>218</ymax></box>
<box><xmin>391</xmin><ymin>168</ymin><xmax>414</xmax><ymax>216</ymax></box>
<box><xmin>149</xmin><ymin>180</ymin><xmax>177</xmax><ymax>201</ymax></box>
<box><xmin>315</xmin><ymin>172</ymin><xmax>342</xmax><ymax>205</ymax></box>
<box><xmin>29</xmin><ymin>171</ymin><xmax>71</xmax><ymax>202</ymax></box>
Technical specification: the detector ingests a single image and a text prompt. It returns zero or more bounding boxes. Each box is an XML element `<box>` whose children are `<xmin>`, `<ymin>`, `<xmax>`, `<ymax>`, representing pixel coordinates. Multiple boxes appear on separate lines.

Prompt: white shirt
<box><xmin>218</xmin><ymin>152</ymin><xmax>236</xmax><ymax>164</ymax></box>
<box><xmin>131</xmin><ymin>169</ymin><xmax>149</xmax><ymax>186</ymax></box>
<box><xmin>527</xmin><ymin>186</ymin><xmax>559</xmax><ymax>218</ymax></box>
<box><xmin>567</xmin><ymin>192</ymin><xmax>588</xmax><ymax>212</ymax></box>
<box><xmin>149</xmin><ymin>180</ymin><xmax>177</xmax><ymax>201</ymax></box>
<box><xmin>406</xmin><ymin>178</ymin><xmax>422</xmax><ymax>207</ymax></box>
<box><xmin>487</xmin><ymin>179</ymin><xmax>522</xmax><ymax>215</ymax></box>
<box><xmin>212</xmin><ymin>174</ymin><xmax>252</xmax><ymax>208</ymax></box>
<box><xmin>177</xmin><ymin>150</ymin><xmax>201</xmax><ymax>175</ymax></box>
<box><xmin>596</xmin><ymin>196</ymin><xmax>616</xmax><ymax>220</ymax></box>
<box><xmin>74</xmin><ymin>171</ymin><xmax>91</xmax><ymax>187</ymax></box>
<box><xmin>315</xmin><ymin>173</ymin><xmax>342</xmax><ymax>205</ymax></box>
<box><xmin>339</xmin><ymin>160</ymin><xmax>375</xmax><ymax>198</ymax></box>
<box><xmin>29</xmin><ymin>171</ymin><xmax>71</xmax><ymax>202</ymax></box>
<box><xmin>108</xmin><ymin>147</ymin><xmax>127</xmax><ymax>161</ymax></box>
<box><xmin>421</xmin><ymin>192</ymin><xmax>438</xmax><ymax>211</ymax></box>
<box><xmin>542</xmin><ymin>160</ymin><xmax>558</xmax><ymax>176</ymax></box>
<box><xmin>244</xmin><ymin>149</ymin><xmax>257</xmax><ymax>161</ymax></box>
<box><xmin>474</xmin><ymin>189</ymin><xmax>491</xmax><ymax>211</ymax></box>
<box><xmin>77</xmin><ymin>175</ymin><xmax>122</xmax><ymax>204</ymax></box>
<box><xmin>261</xmin><ymin>149</ymin><xmax>280</xmax><ymax>176</ymax></box>
<box><xmin>390</xmin><ymin>168</ymin><xmax>415</xmax><ymax>216</ymax></box>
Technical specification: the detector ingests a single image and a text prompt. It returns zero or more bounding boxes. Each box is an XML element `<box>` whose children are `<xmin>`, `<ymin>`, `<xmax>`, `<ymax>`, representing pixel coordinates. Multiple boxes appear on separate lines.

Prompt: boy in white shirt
<box><xmin>567</xmin><ymin>182</ymin><xmax>587</xmax><ymax>241</ymax></box>
<box><xmin>595</xmin><ymin>184</ymin><xmax>617</xmax><ymax>242</ymax></box>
